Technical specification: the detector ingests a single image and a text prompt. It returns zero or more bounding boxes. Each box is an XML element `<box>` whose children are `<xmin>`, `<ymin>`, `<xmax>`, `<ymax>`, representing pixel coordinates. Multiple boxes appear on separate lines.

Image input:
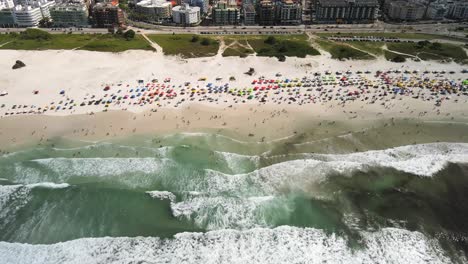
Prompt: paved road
<box><xmin>0</xmin><ymin>21</ymin><xmax>466</xmax><ymax>41</ymax></box>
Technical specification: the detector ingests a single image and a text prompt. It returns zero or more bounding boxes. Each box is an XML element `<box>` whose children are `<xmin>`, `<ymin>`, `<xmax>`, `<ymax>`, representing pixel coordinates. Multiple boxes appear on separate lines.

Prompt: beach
<box><xmin>1</xmin><ymin>49</ymin><xmax>467</xmax><ymax>148</ymax></box>
<box><xmin>1</xmin><ymin>49</ymin><xmax>468</xmax><ymax>263</ymax></box>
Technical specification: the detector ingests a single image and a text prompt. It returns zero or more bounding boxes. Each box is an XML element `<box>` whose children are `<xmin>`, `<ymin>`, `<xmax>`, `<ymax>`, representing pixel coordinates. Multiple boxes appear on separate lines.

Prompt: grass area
<box><xmin>386</xmin><ymin>42</ymin><xmax>468</xmax><ymax>63</ymax></box>
<box><xmin>247</xmin><ymin>34</ymin><xmax>320</xmax><ymax>58</ymax></box>
<box><xmin>222</xmin><ymin>43</ymin><xmax>254</xmax><ymax>57</ymax></box>
<box><xmin>384</xmin><ymin>50</ymin><xmax>412</xmax><ymax>62</ymax></box>
<box><xmin>147</xmin><ymin>34</ymin><xmax>219</xmax><ymax>58</ymax></box>
<box><xmin>79</xmin><ymin>35</ymin><xmax>153</xmax><ymax>52</ymax></box>
<box><xmin>346</xmin><ymin>41</ymin><xmax>385</xmax><ymax>56</ymax></box>
<box><xmin>316</xmin><ymin>32</ymin><xmax>466</xmax><ymax>42</ymax></box>
<box><xmin>0</xmin><ymin>31</ymin><xmax>153</xmax><ymax>52</ymax></box>
<box><xmin>315</xmin><ymin>38</ymin><xmax>374</xmax><ymax>60</ymax></box>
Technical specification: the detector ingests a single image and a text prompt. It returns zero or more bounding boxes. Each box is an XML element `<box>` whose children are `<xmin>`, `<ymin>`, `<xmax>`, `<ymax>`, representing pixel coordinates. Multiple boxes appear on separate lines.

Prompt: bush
<box><xmin>201</xmin><ymin>38</ymin><xmax>210</xmax><ymax>46</ymax></box>
<box><xmin>430</xmin><ymin>42</ymin><xmax>442</xmax><ymax>50</ymax></box>
<box><xmin>264</xmin><ymin>36</ymin><xmax>276</xmax><ymax>45</ymax></box>
<box><xmin>123</xmin><ymin>29</ymin><xmax>135</xmax><ymax>40</ymax></box>
<box><xmin>38</xmin><ymin>17</ymin><xmax>53</xmax><ymax>28</ymax></box>
<box><xmin>191</xmin><ymin>35</ymin><xmax>199</xmax><ymax>42</ymax></box>
<box><xmin>392</xmin><ymin>55</ymin><xmax>406</xmax><ymax>63</ymax></box>
<box><xmin>277</xmin><ymin>54</ymin><xmax>286</xmax><ymax>62</ymax></box>
<box><xmin>19</xmin><ymin>28</ymin><xmax>51</xmax><ymax>41</ymax></box>
<box><xmin>416</xmin><ymin>40</ymin><xmax>430</xmax><ymax>48</ymax></box>
<box><xmin>278</xmin><ymin>45</ymin><xmax>288</xmax><ymax>53</ymax></box>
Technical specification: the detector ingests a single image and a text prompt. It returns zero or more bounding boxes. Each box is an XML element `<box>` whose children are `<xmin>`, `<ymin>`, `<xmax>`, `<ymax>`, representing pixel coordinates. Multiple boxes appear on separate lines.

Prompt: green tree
<box><xmin>39</xmin><ymin>17</ymin><xmax>53</xmax><ymax>28</ymax></box>
<box><xmin>392</xmin><ymin>55</ymin><xmax>406</xmax><ymax>63</ymax></box>
<box><xmin>38</xmin><ymin>17</ymin><xmax>53</xmax><ymax>28</ymax></box>
<box><xmin>264</xmin><ymin>36</ymin><xmax>276</xmax><ymax>45</ymax></box>
<box><xmin>430</xmin><ymin>42</ymin><xmax>442</xmax><ymax>50</ymax></box>
<box><xmin>278</xmin><ymin>45</ymin><xmax>288</xmax><ymax>53</ymax></box>
<box><xmin>201</xmin><ymin>38</ymin><xmax>210</xmax><ymax>46</ymax></box>
<box><xmin>191</xmin><ymin>35</ymin><xmax>199</xmax><ymax>42</ymax></box>
<box><xmin>416</xmin><ymin>40</ymin><xmax>430</xmax><ymax>48</ymax></box>
<box><xmin>123</xmin><ymin>29</ymin><xmax>135</xmax><ymax>40</ymax></box>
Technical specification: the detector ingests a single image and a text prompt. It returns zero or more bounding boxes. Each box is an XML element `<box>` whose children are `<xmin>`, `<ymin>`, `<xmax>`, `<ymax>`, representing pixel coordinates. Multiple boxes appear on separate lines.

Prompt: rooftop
<box><xmin>317</xmin><ymin>0</ymin><xmax>378</xmax><ymax>7</ymax></box>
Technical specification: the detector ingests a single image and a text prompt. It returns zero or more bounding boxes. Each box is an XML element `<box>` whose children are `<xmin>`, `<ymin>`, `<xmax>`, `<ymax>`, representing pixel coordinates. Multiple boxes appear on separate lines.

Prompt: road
<box><xmin>0</xmin><ymin>21</ymin><xmax>466</xmax><ymax>41</ymax></box>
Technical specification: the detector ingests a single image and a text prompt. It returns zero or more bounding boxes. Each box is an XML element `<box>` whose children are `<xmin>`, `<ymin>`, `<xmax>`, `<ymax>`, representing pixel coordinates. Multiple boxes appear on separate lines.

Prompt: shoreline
<box><xmin>1</xmin><ymin>102</ymin><xmax>468</xmax><ymax>151</ymax></box>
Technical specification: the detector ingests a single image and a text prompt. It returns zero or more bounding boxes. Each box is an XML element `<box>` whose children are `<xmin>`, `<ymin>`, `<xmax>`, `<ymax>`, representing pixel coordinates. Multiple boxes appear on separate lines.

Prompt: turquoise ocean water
<box><xmin>1</xmin><ymin>119</ymin><xmax>468</xmax><ymax>263</ymax></box>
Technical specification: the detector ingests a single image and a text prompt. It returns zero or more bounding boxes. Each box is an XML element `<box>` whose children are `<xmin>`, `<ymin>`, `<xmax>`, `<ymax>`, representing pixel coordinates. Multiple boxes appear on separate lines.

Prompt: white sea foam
<box><xmin>0</xmin><ymin>185</ymin><xmax>32</xmax><ymax>229</ymax></box>
<box><xmin>171</xmin><ymin>195</ymin><xmax>281</xmax><ymax>229</ymax></box>
<box><xmin>146</xmin><ymin>191</ymin><xmax>176</xmax><ymax>204</ymax></box>
<box><xmin>15</xmin><ymin>157</ymin><xmax>175</xmax><ymax>182</ymax></box>
<box><xmin>310</xmin><ymin>142</ymin><xmax>468</xmax><ymax>177</ymax></box>
<box><xmin>215</xmin><ymin>151</ymin><xmax>259</xmax><ymax>173</ymax></box>
<box><xmin>165</xmin><ymin>143</ymin><xmax>468</xmax><ymax>230</ymax></box>
<box><xmin>0</xmin><ymin>227</ymin><xmax>455</xmax><ymax>264</ymax></box>
<box><xmin>26</xmin><ymin>182</ymin><xmax>70</xmax><ymax>189</ymax></box>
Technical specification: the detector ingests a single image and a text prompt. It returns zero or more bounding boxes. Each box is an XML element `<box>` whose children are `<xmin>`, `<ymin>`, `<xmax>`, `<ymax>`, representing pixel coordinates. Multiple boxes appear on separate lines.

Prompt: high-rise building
<box><xmin>135</xmin><ymin>0</ymin><xmax>172</xmax><ymax>21</ymax></box>
<box><xmin>12</xmin><ymin>4</ymin><xmax>43</xmax><ymax>26</ymax></box>
<box><xmin>0</xmin><ymin>7</ymin><xmax>16</xmax><ymax>27</ymax></box>
<box><xmin>37</xmin><ymin>0</ymin><xmax>55</xmax><ymax>18</ymax></box>
<box><xmin>276</xmin><ymin>0</ymin><xmax>301</xmax><ymax>24</ymax></box>
<box><xmin>257</xmin><ymin>0</ymin><xmax>275</xmax><ymax>25</ymax></box>
<box><xmin>243</xmin><ymin>3</ymin><xmax>256</xmax><ymax>24</ymax></box>
<box><xmin>0</xmin><ymin>0</ymin><xmax>14</xmax><ymax>9</ymax></box>
<box><xmin>0</xmin><ymin>0</ymin><xmax>15</xmax><ymax>27</ymax></box>
<box><xmin>188</xmin><ymin>0</ymin><xmax>208</xmax><ymax>14</ymax></box>
<box><xmin>92</xmin><ymin>2</ymin><xmax>124</xmax><ymax>27</ymax></box>
<box><xmin>212</xmin><ymin>1</ymin><xmax>240</xmax><ymax>25</ymax></box>
<box><xmin>447</xmin><ymin>1</ymin><xmax>468</xmax><ymax>20</ymax></box>
<box><xmin>425</xmin><ymin>1</ymin><xmax>448</xmax><ymax>20</ymax></box>
<box><xmin>315</xmin><ymin>0</ymin><xmax>378</xmax><ymax>23</ymax></box>
<box><xmin>387</xmin><ymin>1</ymin><xmax>425</xmax><ymax>21</ymax></box>
<box><xmin>172</xmin><ymin>3</ymin><xmax>200</xmax><ymax>25</ymax></box>
<box><xmin>50</xmin><ymin>1</ymin><xmax>89</xmax><ymax>27</ymax></box>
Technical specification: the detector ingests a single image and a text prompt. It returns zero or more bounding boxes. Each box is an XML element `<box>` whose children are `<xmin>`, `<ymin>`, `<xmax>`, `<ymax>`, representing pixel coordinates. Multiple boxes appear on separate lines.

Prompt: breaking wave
<box><xmin>0</xmin><ymin>227</ymin><xmax>457</xmax><ymax>264</ymax></box>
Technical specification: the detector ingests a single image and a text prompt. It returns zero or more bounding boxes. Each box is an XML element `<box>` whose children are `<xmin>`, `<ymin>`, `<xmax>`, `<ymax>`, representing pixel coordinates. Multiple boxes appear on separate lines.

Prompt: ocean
<box><xmin>1</xmin><ymin>119</ymin><xmax>468</xmax><ymax>263</ymax></box>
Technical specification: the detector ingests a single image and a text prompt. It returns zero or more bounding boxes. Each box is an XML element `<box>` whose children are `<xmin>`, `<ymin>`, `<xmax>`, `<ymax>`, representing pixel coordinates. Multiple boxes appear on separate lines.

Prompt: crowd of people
<box><xmin>1</xmin><ymin>69</ymin><xmax>467</xmax><ymax>117</ymax></box>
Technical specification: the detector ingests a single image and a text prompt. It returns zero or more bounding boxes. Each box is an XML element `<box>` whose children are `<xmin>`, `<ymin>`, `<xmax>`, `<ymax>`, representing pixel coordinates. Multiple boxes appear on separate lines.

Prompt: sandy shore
<box><xmin>0</xmin><ymin>49</ymin><xmax>467</xmax><ymax>149</ymax></box>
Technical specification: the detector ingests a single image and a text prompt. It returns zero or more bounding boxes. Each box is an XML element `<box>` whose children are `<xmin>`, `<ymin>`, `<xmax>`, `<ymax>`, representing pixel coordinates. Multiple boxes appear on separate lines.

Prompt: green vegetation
<box><xmin>79</xmin><ymin>34</ymin><xmax>153</xmax><ymax>52</ymax></box>
<box><xmin>123</xmin><ymin>29</ymin><xmax>136</xmax><ymax>40</ymax></box>
<box><xmin>315</xmin><ymin>39</ymin><xmax>373</xmax><ymax>60</ymax></box>
<box><xmin>316</xmin><ymin>32</ymin><xmax>467</xmax><ymax>42</ymax></box>
<box><xmin>248</xmin><ymin>34</ymin><xmax>320</xmax><ymax>59</ymax></box>
<box><xmin>384</xmin><ymin>51</ymin><xmax>411</xmax><ymax>62</ymax></box>
<box><xmin>346</xmin><ymin>41</ymin><xmax>384</xmax><ymax>56</ymax></box>
<box><xmin>0</xmin><ymin>31</ymin><xmax>153</xmax><ymax>52</ymax></box>
<box><xmin>222</xmin><ymin>44</ymin><xmax>254</xmax><ymax>58</ymax></box>
<box><xmin>386</xmin><ymin>42</ymin><xmax>468</xmax><ymax>63</ymax></box>
<box><xmin>19</xmin><ymin>28</ymin><xmax>52</xmax><ymax>40</ymax></box>
<box><xmin>147</xmin><ymin>34</ymin><xmax>219</xmax><ymax>58</ymax></box>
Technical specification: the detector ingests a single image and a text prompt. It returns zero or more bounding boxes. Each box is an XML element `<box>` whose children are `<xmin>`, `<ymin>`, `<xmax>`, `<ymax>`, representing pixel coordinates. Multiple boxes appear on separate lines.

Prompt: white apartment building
<box><xmin>136</xmin><ymin>0</ymin><xmax>172</xmax><ymax>21</ymax></box>
<box><xmin>13</xmin><ymin>4</ymin><xmax>43</xmax><ymax>26</ymax></box>
<box><xmin>37</xmin><ymin>0</ymin><xmax>55</xmax><ymax>18</ymax></box>
<box><xmin>172</xmin><ymin>3</ymin><xmax>200</xmax><ymax>25</ymax></box>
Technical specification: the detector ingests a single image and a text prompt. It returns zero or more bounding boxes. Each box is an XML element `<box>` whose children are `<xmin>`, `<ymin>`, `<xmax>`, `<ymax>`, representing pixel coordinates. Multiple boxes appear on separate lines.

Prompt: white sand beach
<box><xmin>0</xmin><ymin>49</ymin><xmax>467</xmax><ymax>148</ymax></box>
